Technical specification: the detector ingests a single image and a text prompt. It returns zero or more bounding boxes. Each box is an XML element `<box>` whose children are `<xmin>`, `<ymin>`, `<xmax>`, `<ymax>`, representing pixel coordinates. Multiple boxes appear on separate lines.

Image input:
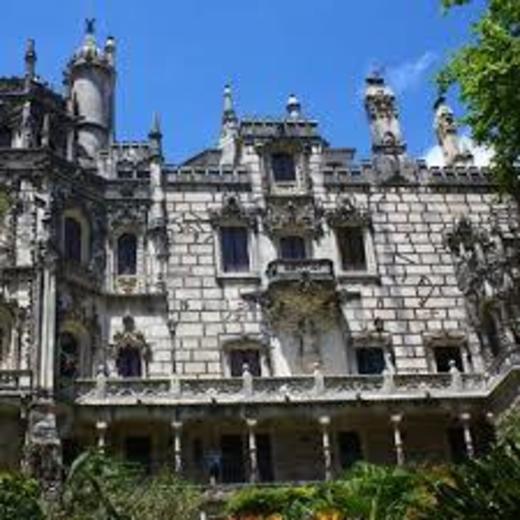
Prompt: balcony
<box><xmin>266</xmin><ymin>259</ymin><xmax>335</xmax><ymax>287</ymax></box>
<box><xmin>71</xmin><ymin>370</ymin><xmax>494</xmax><ymax>407</ymax></box>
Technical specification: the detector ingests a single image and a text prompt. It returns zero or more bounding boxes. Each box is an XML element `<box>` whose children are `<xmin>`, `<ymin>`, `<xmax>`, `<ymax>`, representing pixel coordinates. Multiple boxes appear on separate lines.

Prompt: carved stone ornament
<box><xmin>325</xmin><ymin>196</ymin><xmax>371</xmax><ymax>228</ymax></box>
<box><xmin>112</xmin><ymin>315</ymin><xmax>151</xmax><ymax>360</ymax></box>
<box><xmin>107</xmin><ymin>201</ymin><xmax>148</xmax><ymax>233</ymax></box>
<box><xmin>445</xmin><ymin>215</ymin><xmax>520</xmax><ymax>356</ymax></box>
<box><xmin>262</xmin><ymin>195</ymin><xmax>324</xmax><ymax>237</ymax></box>
<box><xmin>209</xmin><ymin>194</ymin><xmax>258</xmax><ymax>230</ymax></box>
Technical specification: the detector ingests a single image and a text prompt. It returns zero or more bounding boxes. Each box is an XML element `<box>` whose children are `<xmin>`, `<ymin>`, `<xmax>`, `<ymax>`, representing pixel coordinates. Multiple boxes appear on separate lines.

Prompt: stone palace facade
<box><xmin>0</xmin><ymin>22</ymin><xmax>519</xmax><ymax>493</ymax></box>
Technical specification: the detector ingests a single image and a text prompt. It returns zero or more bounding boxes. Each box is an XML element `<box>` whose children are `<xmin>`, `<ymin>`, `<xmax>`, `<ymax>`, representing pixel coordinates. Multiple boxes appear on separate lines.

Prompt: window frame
<box><xmin>222</xmin><ymin>340</ymin><xmax>270</xmax><ymax>377</ymax></box>
<box><xmin>220</xmin><ymin>226</ymin><xmax>251</xmax><ymax>273</ymax></box>
<box><xmin>62</xmin><ymin>209</ymin><xmax>90</xmax><ymax>265</ymax></box>
<box><xmin>116</xmin><ymin>232</ymin><xmax>138</xmax><ymax>276</ymax></box>
<box><xmin>355</xmin><ymin>346</ymin><xmax>386</xmax><ymax>375</ymax></box>
<box><xmin>270</xmin><ymin>152</ymin><xmax>297</xmax><ymax>184</ymax></box>
<box><xmin>278</xmin><ymin>234</ymin><xmax>309</xmax><ymax>260</ymax></box>
<box><xmin>334</xmin><ymin>224</ymin><xmax>377</xmax><ymax>280</ymax></box>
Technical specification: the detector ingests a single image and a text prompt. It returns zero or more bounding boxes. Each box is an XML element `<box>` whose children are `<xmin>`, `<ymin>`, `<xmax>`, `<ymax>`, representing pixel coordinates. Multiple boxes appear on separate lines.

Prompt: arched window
<box><xmin>64</xmin><ymin>217</ymin><xmax>83</xmax><ymax>263</ymax></box>
<box><xmin>117</xmin><ymin>233</ymin><xmax>137</xmax><ymax>275</ymax></box>
<box><xmin>116</xmin><ymin>345</ymin><xmax>142</xmax><ymax>377</ymax></box>
<box><xmin>59</xmin><ymin>332</ymin><xmax>79</xmax><ymax>379</ymax></box>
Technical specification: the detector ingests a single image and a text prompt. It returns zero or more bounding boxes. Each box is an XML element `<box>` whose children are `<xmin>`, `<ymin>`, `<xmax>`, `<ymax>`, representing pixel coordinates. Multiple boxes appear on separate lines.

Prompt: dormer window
<box><xmin>271</xmin><ymin>153</ymin><xmax>296</xmax><ymax>183</ymax></box>
<box><xmin>279</xmin><ymin>235</ymin><xmax>307</xmax><ymax>260</ymax></box>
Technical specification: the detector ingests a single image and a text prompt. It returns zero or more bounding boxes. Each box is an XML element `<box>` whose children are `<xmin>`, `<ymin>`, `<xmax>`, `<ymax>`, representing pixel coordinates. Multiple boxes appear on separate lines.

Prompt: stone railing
<box><xmin>72</xmin><ymin>370</ymin><xmax>490</xmax><ymax>406</ymax></box>
<box><xmin>266</xmin><ymin>259</ymin><xmax>335</xmax><ymax>285</ymax></box>
<box><xmin>0</xmin><ymin>370</ymin><xmax>32</xmax><ymax>395</ymax></box>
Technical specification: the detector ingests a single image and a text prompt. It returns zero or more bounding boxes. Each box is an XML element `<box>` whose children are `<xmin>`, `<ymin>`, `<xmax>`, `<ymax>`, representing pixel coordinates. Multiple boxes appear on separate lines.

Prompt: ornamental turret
<box><xmin>434</xmin><ymin>97</ymin><xmax>473</xmax><ymax>166</ymax></box>
<box><xmin>65</xmin><ymin>19</ymin><xmax>116</xmax><ymax>160</ymax></box>
<box><xmin>364</xmin><ymin>73</ymin><xmax>405</xmax><ymax>156</ymax></box>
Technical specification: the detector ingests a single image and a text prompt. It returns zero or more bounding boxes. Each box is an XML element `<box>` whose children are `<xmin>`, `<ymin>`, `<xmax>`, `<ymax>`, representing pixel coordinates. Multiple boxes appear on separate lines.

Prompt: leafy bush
<box><xmin>0</xmin><ymin>472</ymin><xmax>44</xmax><ymax>520</ymax></box>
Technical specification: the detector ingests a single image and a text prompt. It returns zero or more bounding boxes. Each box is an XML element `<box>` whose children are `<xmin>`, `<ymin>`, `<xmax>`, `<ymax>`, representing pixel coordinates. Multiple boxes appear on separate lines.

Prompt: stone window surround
<box><xmin>333</xmin><ymin>224</ymin><xmax>377</xmax><ymax>282</ymax></box>
<box><xmin>349</xmin><ymin>330</ymin><xmax>393</xmax><ymax>375</ymax></box>
<box><xmin>62</xmin><ymin>208</ymin><xmax>91</xmax><ymax>265</ymax></box>
<box><xmin>212</xmin><ymin>218</ymin><xmax>260</xmax><ymax>284</ymax></box>
<box><xmin>423</xmin><ymin>331</ymin><xmax>472</xmax><ymax>374</ymax></box>
<box><xmin>276</xmin><ymin>233</ymin><xmax>312</xmax><ymax>260</ymax></box>
<box><xmin>108</xmin><ymin>227</ymin><xmax>145</xmax><ymax>293</ymax></box>
<box><xmin>220</xmin><ymin>336</ymin><xmax>271</xmax><ymax>377</ymax></box>
<box><xmin>57</xmin><ymin>321</ymin><xmax>92</xmax><ymax>378</ymax></box>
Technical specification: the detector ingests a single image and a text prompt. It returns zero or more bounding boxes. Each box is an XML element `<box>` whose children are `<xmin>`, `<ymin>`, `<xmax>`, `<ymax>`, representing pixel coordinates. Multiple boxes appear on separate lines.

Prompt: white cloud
<box><xmin>423</xmin><ymin>136</ymin><xmax>494</xmax><ymax>167</ymax></box>
<box><xmin>387</xmin><ymin>52</ymin><xmax>437</xmax><ymax>94</ymax></box>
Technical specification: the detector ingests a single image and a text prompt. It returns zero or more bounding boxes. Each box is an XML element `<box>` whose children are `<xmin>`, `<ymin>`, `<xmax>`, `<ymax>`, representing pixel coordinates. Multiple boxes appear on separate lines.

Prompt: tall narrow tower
<box><xmin>65</xmin><ymin>19</ymin><xmax>116</xmax><ymax>159</ymax></box>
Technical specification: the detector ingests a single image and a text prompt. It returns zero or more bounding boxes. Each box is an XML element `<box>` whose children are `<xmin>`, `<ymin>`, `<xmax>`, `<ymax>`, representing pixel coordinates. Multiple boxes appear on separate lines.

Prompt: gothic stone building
<box><xmin>0</xmin><ymin>24</ymin><xmax>519</xmax><ymax>491</ymax></box>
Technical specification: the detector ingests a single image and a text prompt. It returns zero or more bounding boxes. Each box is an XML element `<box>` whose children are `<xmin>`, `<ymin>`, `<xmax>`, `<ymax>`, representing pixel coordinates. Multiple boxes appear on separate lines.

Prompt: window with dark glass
<box><xmin>117</xmin><ymin>346</ymin><xmax>142</xmax><ymax>377</ymax></box>
<box><xmin>337</xmin><ymin>227</ymin><xmax>366</xmax><ymax>271</ymax></box>
<box><xmin>117</xmin><ymin>233</ymin><xmax>137</xmax><ymax>275</ymax></box>
<box><xmin>271</xmin><ymin>153</ymin><xmax>296</xmax><ymax>182</ymax></box>
<box><xmin>0</xmin><ymin>127</ymin><xmax>11</xmax><ymax>148</ymax></box>
<box><xmin>434</xmin><ymin>346</ymin><xmax>463</xmax><ymax>373</ymax></box>
<box><xmin>356</xmin><ymin>347</ymin><xmax>385</xmax><ymax>375</ymax></box>
<box><xmin>64</xmin><ymin>217</ymin><xmax>82</xmax><ymax>263</ymax></box>
<box><xmin>279</xmin><ymin>236</ymin><xmax>306</xmax><ymax>260</ymax></box>
<box><xmin>447</xmin><ymin>427</ymin><xmax>469</xmax><ymax>463</ymax></box>
<box><xmin>230</xmin><ymin>349</ymin><xmax>261</xmax><ymax>377</ymax></box>
<box><xmin>220</xmin><ymin>227</ymin><xmax>249</xmax><ymax>272</ymax></box>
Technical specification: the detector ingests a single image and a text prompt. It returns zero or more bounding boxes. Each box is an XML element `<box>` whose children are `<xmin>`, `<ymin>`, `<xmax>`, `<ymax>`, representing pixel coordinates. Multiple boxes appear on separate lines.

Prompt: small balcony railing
<box><xmin>266</xmin><ymin>259</ymin><xmax>335</xmax><ymax>286</ymax></box>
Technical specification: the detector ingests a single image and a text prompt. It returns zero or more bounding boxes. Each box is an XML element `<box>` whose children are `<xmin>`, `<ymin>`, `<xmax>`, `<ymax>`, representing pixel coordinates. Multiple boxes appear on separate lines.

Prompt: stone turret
<box><xmin>364</xmin><ymin>74</ymin><xmax>405</xmax><ymax>156</ymax></box>
<box><xmin>219</xmin><ymin>84</ymin><xmax>239</xmax><ymax>166</ymax></box>
<box><xmin>434</xmin><ymin>96</ymin><xmax>473</xmax><ymax>166</ymax></box>
<box><xmin>65</xmin><ymin>19</ymin><xmax>116</xmax><ymax>160</ymax></box>
<box><xmin>24</xmin><ymin>39</ymin><xmax>36</xmax><ymax>90</ymax></box>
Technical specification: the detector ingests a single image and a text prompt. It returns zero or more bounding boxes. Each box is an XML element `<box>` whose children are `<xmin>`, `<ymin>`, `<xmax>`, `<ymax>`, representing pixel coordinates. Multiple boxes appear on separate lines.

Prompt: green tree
<box><xmin>438</xmin><ymin>0</ymin><xmax>520</xmax><ymax>199</ymax></box>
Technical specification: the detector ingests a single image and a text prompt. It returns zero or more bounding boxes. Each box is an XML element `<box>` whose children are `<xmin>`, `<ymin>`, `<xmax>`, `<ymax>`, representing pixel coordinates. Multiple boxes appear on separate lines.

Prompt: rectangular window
<box><xmin>434</xmin><ymin>347</ymin><xmax>464</xmax><ymax>373</ymax></box>
<box><xmin>337</xmin><ymin>227</ymin><xmax>366</xmax><ymax>271</ymax></box>
<box><xmin>271</xmin><ymin>153</ymin><xmax>296</xmax><ymax>182</ymax></box>
<box><xmin>356</xmin><ymin>347</ymin><xmax>385</xmax><ymax>375</ymax></box>
<box><xmin>230</xmin><ymin>349</ymin><xmax>261</xmax><ymax>377</ymax></box>
<box><xmin>220</xmin><ymin>227</ymin><xmax>250</xmax><ymax>272</ymax></box>
<box><xmin>279</xmin><ymin>236</ymin><xmax>306</xmax><ymax>260</ymax></box>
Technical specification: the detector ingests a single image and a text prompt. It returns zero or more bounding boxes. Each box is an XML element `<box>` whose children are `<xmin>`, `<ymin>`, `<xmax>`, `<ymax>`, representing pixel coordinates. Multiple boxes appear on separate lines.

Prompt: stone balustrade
<box><xmin>72</xmin><ymin>370</ymin><xmax>493</xmax><ymax>406</ymax></box>
<box><xmin>266</xmin><ymin>259</ymin><xmax>335</xmax><ymax>285</ymax></box>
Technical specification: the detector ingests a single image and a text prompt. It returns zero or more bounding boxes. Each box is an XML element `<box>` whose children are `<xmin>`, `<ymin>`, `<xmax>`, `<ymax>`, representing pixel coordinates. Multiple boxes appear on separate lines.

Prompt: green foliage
<box><xmin>0</xmin><ymin>189</ymin><xmax>10</xmax><ymax>218</ymax></box>
<box><xmin>51</xmin><ymin>450</ymin><xmax>202</xmax><ymax>520</ymax></box>
<box><xmin>438</xmin><ymin>0</ymin><xmax>520</xmax><ymax>198</ymax></box>
<box><xmin>0</xmin><ymin>472</ymin><xmax>44</xmax><ymax>520</ymax></box>
<box><xmin>226</xmin><ymin>463</ymin><xmax>432</xmax><ymax>519</ymax></box>
<box><xmin>423</xmin><ymin>443</ymin><xmax>520</xmax><ymax>519</ymax></box>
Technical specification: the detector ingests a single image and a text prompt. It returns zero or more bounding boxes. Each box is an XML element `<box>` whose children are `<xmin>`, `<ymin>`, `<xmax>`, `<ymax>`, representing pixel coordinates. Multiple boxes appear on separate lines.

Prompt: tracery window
<box><xmin>117</xmin><ymin>233</ymin><xmax>137</xmax><ymax>275</ymax></box>
<box><xmin>64</xmin><ymin>217</ymin><xmax>83</xmax><ymax>263</ymax></box>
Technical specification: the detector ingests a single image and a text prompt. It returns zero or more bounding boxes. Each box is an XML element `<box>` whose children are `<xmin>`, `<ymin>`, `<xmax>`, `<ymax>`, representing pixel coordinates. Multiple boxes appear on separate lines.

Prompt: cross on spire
<box><xmin>85</xmin><ymin>18</ymin><xmax>96</xmax><ymax>35</ymax></box>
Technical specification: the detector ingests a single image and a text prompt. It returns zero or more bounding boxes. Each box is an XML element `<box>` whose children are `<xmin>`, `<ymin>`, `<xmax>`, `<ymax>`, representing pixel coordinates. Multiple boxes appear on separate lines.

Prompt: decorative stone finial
<box><xmin>286</xmin><ymin>93</ymin><xmax>301</xmax><ymax>119</ymax></box>
<box><xmin>85</xmin><ymin>18</ymin><xmax>96</xmax><ymax>35</ymax></box>
<box><xmin>149</xmin><ymin>112</ymin><xmax>163</xmax><ymax>158</ymax></box>
<box><xmin>364</xmin><ymin>74</ymin><xmax>405</xmax><ymax>155</ymax></box>
<box><xmin>222</xmin><ymin>84</ymin><xmax>237</xmax><ymax>124</ymax></box>
<box><xmin>434</xmin><ymin>96</ymin><xmax>473</xmax><ymax>166</ymax></box>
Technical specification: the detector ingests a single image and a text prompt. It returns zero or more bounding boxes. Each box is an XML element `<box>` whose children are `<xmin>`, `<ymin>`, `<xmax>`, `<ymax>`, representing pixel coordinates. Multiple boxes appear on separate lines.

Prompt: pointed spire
<box><xmin>286</xmin><ymin>93</ymin><xmax>301</xmax><ymax>119</ymax></box>
<box><xmin>24</xmin><ymin>39</ymin><xmax>36</xmax><ymax>89</ymax></box>
<box><xmin>149</xmin><ymin>112</ymin><xmax>163</xmax><ymax>158</ymax></box>
<box><xmin>222</xmin><ymin>84</ymin><xmax>237</xmax><ymax>124</ymax></box>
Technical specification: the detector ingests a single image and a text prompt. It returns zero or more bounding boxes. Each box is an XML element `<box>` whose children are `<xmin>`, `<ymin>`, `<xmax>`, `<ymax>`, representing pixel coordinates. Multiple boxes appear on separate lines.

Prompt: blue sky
<box><xmin>2</xmin><ymin>1</ymin><xmax>485</xmax><ymax>163</ymax></box>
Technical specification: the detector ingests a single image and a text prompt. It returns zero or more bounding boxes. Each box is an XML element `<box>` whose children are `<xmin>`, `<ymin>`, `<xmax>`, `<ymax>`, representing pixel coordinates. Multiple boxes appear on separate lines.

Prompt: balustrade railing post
<box><xmin>246</xmin><ymin>418</ymin><xmax>258</xmax><ymax>483</ymax></box>
<box><xmin>390</xmin><ymin>414</ymin><xmax>405</xmax><ymax>466</ymax></box>
<box><xmin>171</xmin><ymin>420</ymin><xmax>183</xmax><ymax>473</ymax></box>
<box><xmin>460</xmin><ymin>412</ymin><xmax>475</xmax><ymax>459</ymax></box>
<box><xmin>319</xmin><ymin>415</ymin><xmax>332</xmax><ymax>481</ymax></box>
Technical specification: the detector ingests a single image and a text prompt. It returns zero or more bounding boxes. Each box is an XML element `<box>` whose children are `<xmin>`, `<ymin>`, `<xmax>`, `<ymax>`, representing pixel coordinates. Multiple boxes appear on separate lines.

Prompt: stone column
<box><xmin>319</xmin><ymin>416</ymin><xmax>332</xmax><ymax>481</ymax></box>
<box><xmin>390</xmin><ymin>414</ymin><xmax>405</xmax><ymax>466</ymax></box>
<box><xmin>246</xmin><ymin>418</ymin><xmax>258</xmax><ymax>483</ymax></box>
<box><xmin>39</xmin><ymin>262</ymin><xmax>57</xmax><ymax>394</ymax></box>
<box><xmin>171</xmin><ymin>421</ymin><xmax>183</xmax><ymax>474</ymax></box>
<box><xmin>96</xmin><ymin>420</ymin><xmax>108</xmax><ymax>454</ymax></box>
<box><xmin>460</xmin><ymin>413</ymin><xmax>475</xmax><ymax>458</ymax></box>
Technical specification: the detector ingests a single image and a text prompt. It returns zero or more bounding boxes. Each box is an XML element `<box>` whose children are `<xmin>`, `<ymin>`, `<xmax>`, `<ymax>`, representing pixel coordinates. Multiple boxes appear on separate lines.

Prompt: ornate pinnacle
<box><xmin>85</xmin><ymin>18</ymin><xmax>96</xmax><ymax>35</ymax></box>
